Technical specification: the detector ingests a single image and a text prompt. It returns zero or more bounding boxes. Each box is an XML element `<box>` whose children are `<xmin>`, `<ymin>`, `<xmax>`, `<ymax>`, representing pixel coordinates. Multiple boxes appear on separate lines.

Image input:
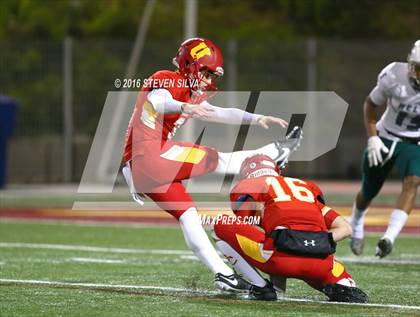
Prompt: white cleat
<box><xmin>274</xmin><ymin>126</ymin><xmax>303</xmax><ymax>168</ymax></box>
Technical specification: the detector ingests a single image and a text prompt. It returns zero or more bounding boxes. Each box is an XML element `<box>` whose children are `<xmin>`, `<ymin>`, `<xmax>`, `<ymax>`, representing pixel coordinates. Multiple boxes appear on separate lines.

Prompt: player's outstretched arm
<box><xmin>256</xmin><ymin>116</ymin><xmax>288</xmax><ymax>129</ymax></box>
<box><xmin>198</xmin><ymin>102</ymin><xmax>288</xmax><ymax>128</ymax></box>
<box><xmin>181</xmin><ymin>103</ymin><xmax>215</xmax><ymax>119</ymax></box>
<box><xmin>146</xmin><ymin>88</ymin><xmax>215</xmax><ymax>119</ymax></box>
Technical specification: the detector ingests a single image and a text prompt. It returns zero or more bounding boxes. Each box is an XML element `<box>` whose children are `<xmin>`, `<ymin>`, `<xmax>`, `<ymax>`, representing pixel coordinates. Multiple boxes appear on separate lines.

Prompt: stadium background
<box><xmin>0</xmin><ymin>0</ymin><xmax>419</xmax><ymax>184</ymax></box>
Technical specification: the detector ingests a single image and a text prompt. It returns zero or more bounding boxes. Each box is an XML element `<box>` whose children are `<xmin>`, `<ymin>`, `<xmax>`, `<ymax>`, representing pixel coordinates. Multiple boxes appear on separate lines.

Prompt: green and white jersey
<box><xmin>369</xmin><ymin>62</ymin><xmax>420</xmax><ymax>140</ymax></box>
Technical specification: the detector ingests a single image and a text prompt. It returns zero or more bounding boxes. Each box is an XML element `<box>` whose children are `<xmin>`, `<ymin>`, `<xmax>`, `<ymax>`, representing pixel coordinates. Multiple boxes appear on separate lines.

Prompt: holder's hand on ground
<box><xmin>257</xmin><ymin>116</ymin><xmax>288</xmax><ymax>129</ymax></box>
<box><xmin>367</xmin><ymin>136</ymin><xmax>389</xmax><ymax>167</ymax></box>
<box><xmin>181</xmin><ymin>103</ymin><xmax>215</xmax><ymax>119</ymax></box>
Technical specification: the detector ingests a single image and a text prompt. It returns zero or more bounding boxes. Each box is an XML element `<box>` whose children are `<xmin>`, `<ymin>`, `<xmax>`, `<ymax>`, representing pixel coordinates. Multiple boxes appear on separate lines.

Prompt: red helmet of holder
<box><xmin>173</xmin><ymin>37</ymin><xmax>224</xmax><ymax>91</ymax></box>
<box><xmin>239</xmin><ymin>154</ymin><xmax>280</xmax><ymax>180</ymax></box>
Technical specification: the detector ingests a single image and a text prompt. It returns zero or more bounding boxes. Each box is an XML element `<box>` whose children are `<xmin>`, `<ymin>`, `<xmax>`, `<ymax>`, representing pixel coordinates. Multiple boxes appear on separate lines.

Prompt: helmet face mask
<box><xmin>173</xmin><ymin>38</ymin><xmax>224</xmax><ymax>93</ymax></box>
<box><xmin>197</xmin><ymin>69</ymin><xmax>222</xmax><ymax>92</ymax></box>
<box><xmin>407</xmin><ymin>40</ymin><xmax>420</xmax><ymax>90</ymax></box>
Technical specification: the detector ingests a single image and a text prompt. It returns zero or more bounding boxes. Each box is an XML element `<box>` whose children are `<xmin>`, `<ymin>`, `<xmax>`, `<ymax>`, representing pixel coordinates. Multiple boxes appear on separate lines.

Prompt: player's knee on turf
<box><xmin>336</xmin><ymin>277</ymin><xmax>356</xmax><ymax>287</ymax></box>
<box><xmin>324</xmin><ymin>262</ymin><xmax>368</xmax><ymax>303</ymax></box>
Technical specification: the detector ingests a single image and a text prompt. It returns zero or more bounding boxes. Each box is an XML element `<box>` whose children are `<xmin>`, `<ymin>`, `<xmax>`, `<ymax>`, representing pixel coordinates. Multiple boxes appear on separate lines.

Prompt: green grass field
<box><xmin>0</xmin><ymin>220</ymin><xmax>419</xmax><ymax>316</ymax></box>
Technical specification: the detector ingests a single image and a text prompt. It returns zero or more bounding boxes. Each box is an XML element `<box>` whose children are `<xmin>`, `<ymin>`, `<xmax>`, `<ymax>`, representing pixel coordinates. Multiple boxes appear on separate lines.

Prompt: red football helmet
<box><xmin>239</xmin><ymin>154</ymin><xmax>280</xmax><ymax>180</ymax></box>
<box><xmin>173</xmin><ymin>37</ymin><xmax>224</xmax><ymax>91</ymax></box>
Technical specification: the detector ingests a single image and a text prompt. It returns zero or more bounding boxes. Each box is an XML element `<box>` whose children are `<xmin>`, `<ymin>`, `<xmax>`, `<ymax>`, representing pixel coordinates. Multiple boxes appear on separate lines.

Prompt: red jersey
<box><xmin>123</xmin><ymin>70</ymin><xmax>191</xmax><ymax>163</ymax></box>
<box><xmin>230</xmin><ymin>176</ymin><xmax>339</xmax><ymax>235</ymax></box>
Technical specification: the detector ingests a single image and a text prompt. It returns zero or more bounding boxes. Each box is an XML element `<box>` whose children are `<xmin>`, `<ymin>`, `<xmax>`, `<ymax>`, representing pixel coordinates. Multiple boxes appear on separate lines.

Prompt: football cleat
<box><xmin>274</xmin><ymin>126</ymin><xmax>303</xmax><ymax>168</ymax></box>
<box><xmin>214</xmin><ymin>272</ymin><xmax>251</xmax><ymax>293</ymax></box>
<box><xmin>375</xmin><ymin>238</ymin><xmax>393</xmax><ymax>258</ymax></box>
<box><xmin>323</xmin><ymin>284</ymin><xmax>368</xmax><ymax>303</ymax></box>
<box><xmin>349</xmin><ymin>237</ymin><xmax>364</xmax><ymax>256</ymax></box>
<box><xmin>248</xmin><ymin>280</ymin><xmax>277</xmax><ymax>301</ymax></box>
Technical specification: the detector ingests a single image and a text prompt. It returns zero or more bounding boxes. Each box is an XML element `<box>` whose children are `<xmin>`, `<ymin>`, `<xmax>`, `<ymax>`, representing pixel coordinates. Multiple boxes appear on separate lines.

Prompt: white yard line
<box><xmin>337</xmin><ymin>256</ymin><xmax>420</xmax><ymax>265</ymax></box>
<box><xmin>0</xmin><ymin>242</ymin><xmax>192</xmax><ymax>256</ymax></box>
<box><xmin>282</xmin><ymin>296</ymin><xmax>420</xmax><ymax>311</ymax></box>
<box><xmin>3</xmin><ymin>257</ymin><xmax>177</xmax><ymax>266</ymax></box>
<box><xmin>69</xmin><ymin>257</ymin><xmax>127</xmax><ymax>264</ymax></box>
<box><xmin>179</xmin><ymin>255</ymin><xmax>200</xmax><ymax>261</ymax></box>
<box><xmin>1</xmin><ymin>242</ymin><xmax>419</xmax><ymax>265</ymax></box>
<box><xmin>0</xmin><ymin>217</ymin><xmax>178</xmax><ymax>228</ymax></box>
<box><xmin>0</xmin><ymin>278</ymin><xmax>419</xmax><ymax>311</ymax></box>
<box><xmin>0</xmin><ymin>278</ymin><xmax>205</xmax><ymax>294</ymax></box>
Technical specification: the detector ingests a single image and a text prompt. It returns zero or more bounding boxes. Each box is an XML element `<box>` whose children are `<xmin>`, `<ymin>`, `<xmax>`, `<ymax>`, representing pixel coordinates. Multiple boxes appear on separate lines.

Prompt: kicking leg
<box><xmin>180</xmin><ymin>208</ymin><xmax>234</xmax><ymax>276</ymax></box>
<box><xmin>214</xmin><ymin>126</ymin><xmax>302</xmax><ymax>175</ymax></box>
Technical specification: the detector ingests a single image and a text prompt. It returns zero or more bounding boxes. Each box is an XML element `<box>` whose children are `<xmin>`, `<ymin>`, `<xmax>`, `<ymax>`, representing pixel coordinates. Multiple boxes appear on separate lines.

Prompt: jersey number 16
<box><xmin>265</xmin><ymin>177</ymin><xmax>315</xmax><ymax>203</ymax></box>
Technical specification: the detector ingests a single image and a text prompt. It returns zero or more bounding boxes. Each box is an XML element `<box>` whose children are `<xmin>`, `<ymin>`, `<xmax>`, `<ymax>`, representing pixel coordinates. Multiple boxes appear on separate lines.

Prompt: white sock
<box><xmin>383</xmin><ymin>209</ymin><xmax>409</xmax><ymax>244</ymax></box>
<box><xmin>350</xmin><ymin>202</ymin><xmax>368</xmax><ymax>239</ymax></box>
<box><xmin>255</xmin><ymin>142</ymin><xmax>281</xmax><ymax>161</ymax></box>
<box><xmin>215</xmin><ymin>240</ymin><xmax>267</xmax><ymax>287</ymax></box>
<box><xmin>214</xmin><ymin>151</ymin><xmax>255</xmax><ymax>175</ymax></box>
<box><xmin>214</xmin><ymin>143</ymin><xmax>280</xmax><ymax>175</ymax></box>
<box><xmin>179</xmin><ymin>208</ymin><xmax>233</xmax><ymax>276</ymax></box>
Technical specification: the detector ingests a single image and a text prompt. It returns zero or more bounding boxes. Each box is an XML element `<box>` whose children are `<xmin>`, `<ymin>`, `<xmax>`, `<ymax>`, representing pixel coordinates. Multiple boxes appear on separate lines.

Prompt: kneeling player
<box><xmin>212</xmin><ymin>154</ymin><xmax>368</xmax><ymax>302</ymax></box>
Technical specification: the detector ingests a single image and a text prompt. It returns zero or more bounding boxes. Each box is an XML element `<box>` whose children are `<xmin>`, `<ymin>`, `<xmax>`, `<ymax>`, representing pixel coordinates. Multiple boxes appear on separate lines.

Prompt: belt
<box><xmin>383</xmin><ymin>128</ymin><xmax>420</xmax><ymax>145</ymax></box>
<box><xmin>269</xmin><ymin>226</ymin><xmax>287</xmax><ymax>239</ymax></box>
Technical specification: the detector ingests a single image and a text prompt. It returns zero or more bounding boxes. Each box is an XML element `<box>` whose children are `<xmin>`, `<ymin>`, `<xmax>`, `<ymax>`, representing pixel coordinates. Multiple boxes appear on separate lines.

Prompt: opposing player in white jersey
<box><xmin>350</xmin><ymin>40</ymin><xmax>420</xmax><ymax>258</ymax></box>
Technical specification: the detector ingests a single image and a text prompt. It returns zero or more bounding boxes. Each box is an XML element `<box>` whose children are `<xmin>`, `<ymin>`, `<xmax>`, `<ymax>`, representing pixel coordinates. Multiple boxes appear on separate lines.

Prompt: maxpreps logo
<box><xmin>76</xmin><ymin>91</ymin><xmax>348</xmax><ymax>207</ymax></box>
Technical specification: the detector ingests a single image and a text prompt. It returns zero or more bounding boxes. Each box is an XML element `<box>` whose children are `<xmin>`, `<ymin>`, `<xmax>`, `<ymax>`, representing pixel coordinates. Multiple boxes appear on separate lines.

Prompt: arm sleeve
<box><xmin>199</xmin><ymin>101</ymin><xmax>263</xmax><ymax>124</ymax></box>
<box><xmin>369</xmin><ymin>63</ymin><xmax>397</xmax><ymax>106</ymax></box>
<box><xmin>146</xmin><ymin>88</ymin><xmax>184</xmax><ymax>113</ymax></box>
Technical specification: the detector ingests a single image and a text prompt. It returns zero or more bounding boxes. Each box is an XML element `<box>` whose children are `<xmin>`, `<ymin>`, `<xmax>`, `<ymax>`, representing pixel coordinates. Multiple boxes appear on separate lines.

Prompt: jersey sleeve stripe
<box><xmin>322</xmin><ymin>206</ymin><xmax>331</xmax><ymax>216</ymax></box>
